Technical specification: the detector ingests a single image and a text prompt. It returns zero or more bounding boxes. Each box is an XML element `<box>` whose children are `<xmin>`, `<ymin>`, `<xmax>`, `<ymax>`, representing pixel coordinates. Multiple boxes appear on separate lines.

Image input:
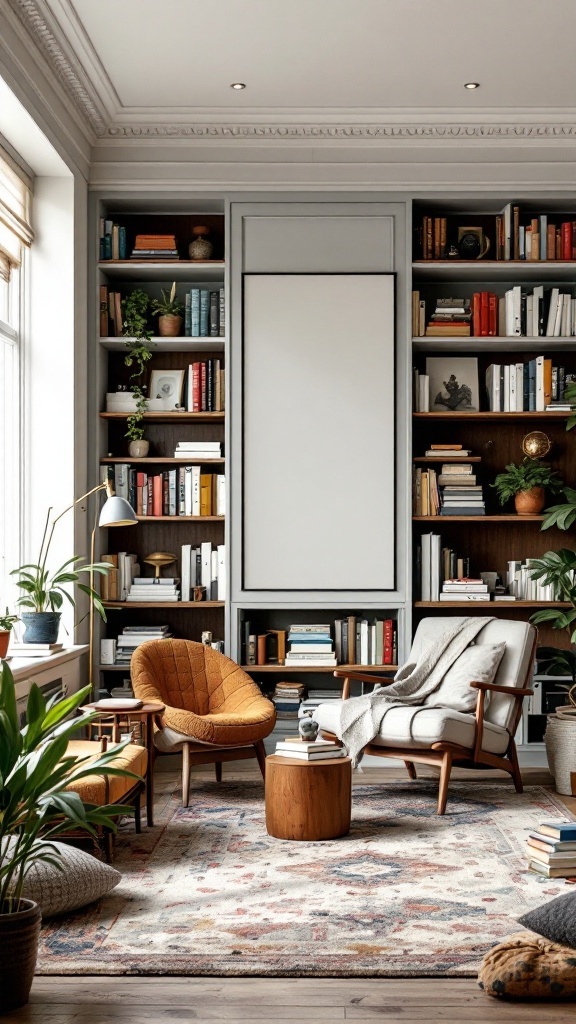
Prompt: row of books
<box><xmin>181</xmin><ymin>542</ymin><xmax>226</xmax><ymax>602</ymax></box>
<box><xmin>99</xmin><ymin>219</ymin><xmax>127</xmax><ymax>261</ymax></box>
<box><xmin>274</xmin><ymin>738</ymin><xmax>344</xmax><ymax>761</ymax></box>
<box><xmin>272</xmin><ymin>681</ymin><xmax>306</xmax><ymax>720</ymax></box>
<box><xmin>100</xmin><ymin>625</ymin><xmax>172</xmax><ymax>666</ymax></box>
<box><xmin>100</xmin><ymin>553</ymin><xmax>139</xmax><ymax>602</ymax></box>
<box><xmin>508</xmin><ymin>560</ymin><xmax>560</xmax><ymax>603</ymax></box>
<box><xmin>527</xmin><ymin>821</ymin><xmax>576</xmax><ymax>878</ymax></box>
<box><xmin>102</xmin><ymin>464</ymin><xmax>225</xmax><ymax>517</ymax></box>
<box><xmin>184</xmin><ymin>289</ymin><xmax>225</xmax><ymax>338</ymax></box>
<box><xmin>413</xmin><ymin>288</ymin><xmax>576</xmax><ymax>339</ymax></box>
<box><xmin>241</xmin><ymin>620</ymin><xmax>397</xmax><ymax>667</ymax></box>
<box><xmin>486</xmin><ymin>359</ymin><xmax>576</xmax><ymax>412</ymax></box>
<box><xmin>417</xmin><ymin>535</ymin><xmax>561</xmax><ymax>602</ymax></box>
<box><xmin>185</xmin><ymin>360</ymin><xmax>225</xmax><ymax>412</ymax></box>
<box><xmin>413</xmin><ymin>463</ymin><xmax>485</xmax><ymax>517</ymax></box>
<box><xmin>418</xmin><ymin>208</ymin><xmax>576</xmax><ymax>262</ymax></box>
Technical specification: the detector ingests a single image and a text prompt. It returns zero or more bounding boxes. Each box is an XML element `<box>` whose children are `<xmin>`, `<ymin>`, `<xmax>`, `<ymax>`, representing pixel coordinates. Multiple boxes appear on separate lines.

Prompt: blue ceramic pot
<box><xmin>21</xmin><ymin>612</ymin><xmax>61</xmax><ymax>644</ymax></box>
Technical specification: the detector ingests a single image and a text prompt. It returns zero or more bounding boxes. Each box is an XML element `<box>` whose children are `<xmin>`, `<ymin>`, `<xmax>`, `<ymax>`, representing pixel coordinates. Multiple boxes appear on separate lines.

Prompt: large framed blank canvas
<box><xmin>242</xmin><ymin>274</ymin><xmax>395</xmax><ymax>591</ymax></box>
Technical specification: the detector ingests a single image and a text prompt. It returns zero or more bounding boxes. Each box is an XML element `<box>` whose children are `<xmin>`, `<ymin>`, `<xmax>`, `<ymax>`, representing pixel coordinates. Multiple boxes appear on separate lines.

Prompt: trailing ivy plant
<box><xmin>121</xmin><ymin>289</ymin><xmax>154</xmax><ymax>442</ymax></box>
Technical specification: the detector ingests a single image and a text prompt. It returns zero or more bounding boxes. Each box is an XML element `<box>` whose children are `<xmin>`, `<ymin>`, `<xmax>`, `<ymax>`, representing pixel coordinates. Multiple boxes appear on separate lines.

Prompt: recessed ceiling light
<box><xmin>464</xmin><ymin>82</ymin><xmax>480</xmax><ymax>90</ymax></box>
<box><xmin>230</xmin><ymin>83</ymin><xmax>246</xmax><ymax>90</ymax></box>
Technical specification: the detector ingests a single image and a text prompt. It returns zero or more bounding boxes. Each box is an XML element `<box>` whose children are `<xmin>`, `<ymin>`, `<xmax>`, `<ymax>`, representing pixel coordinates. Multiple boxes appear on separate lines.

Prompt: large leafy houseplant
<box><xmin>492</xmin><ymin>458</ymin><xmax>563</xmax><ymax>513</ymax></box>
<box><xmin>122</xmin><ymin>289</ymin><xmax>154</xmax><ymax>443</ymax></box>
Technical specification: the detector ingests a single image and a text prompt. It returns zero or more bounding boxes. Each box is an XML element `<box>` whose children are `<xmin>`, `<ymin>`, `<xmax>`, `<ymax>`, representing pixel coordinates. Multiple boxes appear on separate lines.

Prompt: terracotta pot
<box><xmin>515</xmin><ymin>486</ymin><xmax>545</xmax><ymax>515</ymax></box>
<box><xmin>128</xmin><ymin>439</ymin><xmax>149</xmax><ymax>458</ymax></box>
<box><xmin>0</xmin><ymin>630</ymin><xmax>10</xmax><ymax>658</ymax></box>
<box><xmin>0</xmin><ymin>899</ymin><xmax>41</xmax><ymax>1012</ymax></box>
<box><xmin>158</xmin><ymin>314</ymin><xmax>182</xmax><ymax>337</ymax></box>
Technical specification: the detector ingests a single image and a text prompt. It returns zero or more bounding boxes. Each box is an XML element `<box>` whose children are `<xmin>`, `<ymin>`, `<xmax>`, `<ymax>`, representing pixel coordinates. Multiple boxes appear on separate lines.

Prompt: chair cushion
<box><xmin>478</xmin><ymin>931</ymin><xmax>576</xmax><ymax>999</ymax></box>
<box><xmin>518</xmin><ymin>889</ymin><xmax>576</xmax><ymax>949</ymax></box>
<box><xmin>64</xmin><ymin>740</ymin><xmax>147</xmax><ymax>805</ymax></box>
<box><xmin>423</xmin><ymin>642</ymin><xmax>506</xmax><ymax>713</ymax></box>
<box><xmin>314</xmin><ymin>700</ymin><xmax>509</xmax><ymax>754</ymax></box>
<box><xmin>410</xmin><ymin>618</ymin><xmax>535</xmax><ymax>730</ymax></box>
<box><xmin>7</xmin><ymin>839</ymin><xmax>120</xmax><ymax>918</ymax></box>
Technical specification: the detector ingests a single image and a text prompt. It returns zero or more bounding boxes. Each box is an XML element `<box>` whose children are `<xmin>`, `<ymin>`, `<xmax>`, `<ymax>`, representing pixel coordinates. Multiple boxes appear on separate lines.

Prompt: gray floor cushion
<box><xmin>519</xmin><ymin>889</ymin><xmax>576</xmax><ymax>949</ymax></box>
<box><xmin>9</xmin><ymin>840</ymin><xmax>121</xmax><ymax>917</ymax></box>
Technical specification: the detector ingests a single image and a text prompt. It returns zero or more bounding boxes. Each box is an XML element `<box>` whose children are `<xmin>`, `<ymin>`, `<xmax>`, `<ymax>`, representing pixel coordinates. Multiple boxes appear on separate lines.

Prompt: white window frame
<box><xmin>0</xmin><ymin>254</ymin><xmax>25</xmax><ymax>611</ymax></box>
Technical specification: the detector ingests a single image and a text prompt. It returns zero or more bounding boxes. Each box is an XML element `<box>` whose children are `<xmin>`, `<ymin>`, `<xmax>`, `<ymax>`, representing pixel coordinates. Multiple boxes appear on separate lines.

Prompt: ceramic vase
<box><xmin>158</xmin><ymin>314</ymin><xmax>182</xmax><ymax>337</ymax></box>
<box><xmin>128</xmin><ymin>439</ymin><xmax>149</xmax><ymax>458</ymax></box>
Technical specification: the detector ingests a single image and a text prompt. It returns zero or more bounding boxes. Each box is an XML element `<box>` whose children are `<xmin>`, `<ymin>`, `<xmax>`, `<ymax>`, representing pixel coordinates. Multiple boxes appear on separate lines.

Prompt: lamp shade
<box><xmin>98</xmin><ymin>495</ymin><xmax>138</xmax><ymax>527</ymax></box>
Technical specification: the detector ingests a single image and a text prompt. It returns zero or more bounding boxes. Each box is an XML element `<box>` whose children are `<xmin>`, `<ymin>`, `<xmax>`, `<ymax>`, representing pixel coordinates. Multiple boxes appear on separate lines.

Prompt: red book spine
<box><xmin>383</xmin><ymin>619</ymin><xmax>393</xmax><ymax>665</ymax></box>
<box><xmin>200</xmin><ymin>362</ymin><xmax>207</xmax><ymax>411</ymax></box>
<box><xmin>488</xmin><ymin>293</ymin><xmax>497</xmax><ymax>336</ymax></box>
<box><xmin>480</xmin><ymin>291</ymin><xmax>489</xmax><ymax>336</ymax></box>
<box><xmin>192</xmin><ymin>363</ymin><xmax>201</xmax><ymax>412</ymax></box>
<box><xmin>152</xmin><ymin>475</ymin><xmax>162</xmax><ymax>517</ymax></box>
<box><xmin>562</xmin><ymin>222</ymin><xmax>572</xmax><ymax>260</ymax></box>
<box><xmin>572</xmin><ymin>222</ymin><xmax>576</xmax><ymax>260</ymax></box>
<box><xmin>472</xmin><ymin>292</ymin><xmax>481</xmax><ymax>337</ymax></box>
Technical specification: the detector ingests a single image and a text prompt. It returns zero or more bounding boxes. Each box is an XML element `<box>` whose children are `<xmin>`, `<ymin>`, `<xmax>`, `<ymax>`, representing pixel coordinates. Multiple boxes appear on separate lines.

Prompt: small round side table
<box><xmin>82</xmin><ymin>702</ymin><xmax>164</xmax><ymax>827</ymax></box>
<box><xmin>265</xmin><ymin>754</ymin><xmax>352</xmax><ymax>841</ymax></box>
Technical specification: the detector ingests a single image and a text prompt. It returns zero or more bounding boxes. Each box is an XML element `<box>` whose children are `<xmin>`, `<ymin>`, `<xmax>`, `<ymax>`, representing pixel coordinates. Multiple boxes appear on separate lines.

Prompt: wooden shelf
<box><xmin>413</xmin><ymin>337</ymin><xmax>576</xmax><ymax>352</ymax></box>
<box><xmin>243</xmin><ymin>664</ymin><xmax>398</xmax><ymax>673</ymax></box>
<box><xmin>413</xmin><ymin>260</ymin><xmax>576</xmax><ymax>282</ymax></box>
<box><xmin>135</xmin><ymin>515</ymin><xmax>224</xmax><ymax>522</ymax></box>
<box><xmin>100</xmin><ymin>457</ymin><xmax>225</xmax><ymax>465</ymax></box>
<box><xmin>102</xmin><ymin>601</ymin><xmax>225</xmax><ymax>609</ymax></box>
<box><xmin>413</xmin><ymin>456</ymin><xmax>482</xmax><ymax>463</ymax></box>
<box><xmin>415</xmin><ymin>601</ymin><xmax>571</xmax><ymax>609</ymax></box>
<box><xmin>413</xmin><ymin>411</ymin><xmax>571</xmax><ymax>420</ymax></box>
<box><xmin>99</xmin><ymin>260</ymin><xmax>225</xmax><ymax>281</ymax></box>
<box><xmin>413</xmin><ymin>515</ymin><xmax>545</xmax><ymax>522</ymax></box>
<box><xmin>100</xmin><ymin>412</ymin><xmax>224</xmax><ymax>422</ymax></box>
<box><xmin>100</xmin><ymin>337</ymin><xmax>225</xmax><ymax>352</ymax></box>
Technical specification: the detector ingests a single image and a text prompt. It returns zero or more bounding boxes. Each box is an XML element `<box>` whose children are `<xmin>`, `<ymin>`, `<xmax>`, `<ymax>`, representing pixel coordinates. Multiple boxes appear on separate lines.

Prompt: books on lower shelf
<box><xmin>184</xmin><ymin>288</ymin><xmax>225</xmax><ymax>338</ymax></box>
<box><xmin>101</xmin><ymin>464</ymin><xmax>225</xmax><ymax>517</ymax></box>
<box><xmin>274</xmin><ymin>738</ymin><xmax>345</xmax><ymax>760</ymax></box>
<box><xmin>418</xmin><ymin>535</ymin><xmax>561</xmax><ymax>602</ymax></box>
<box><xmin>272</xmin><ymin>681</ymin><xmax>306</xmax><ymax>719</ymax></box>
<box><xmin>286</xmin><ymin>624</ymin><xmax>336</xmax><ymax>667</ymax></box>
<box><xmin>486</xmin><ymin>359</ymin><xmax>575</xmax><ymax>413</ymax></box>
<box><xmin>527</xmin><ymin>822</ymin><xmax>576</xmax><ymax>877</ymax></box>
<box><xmin>414</xmin><ymin>463</ymin><xmax>485</xmax><ymax>517</ymax></box>
<box><xmin>102</xmin><ymin>625</ymin><xmax>172</xmax><ymax>666</ymax></box>
<box><xmin>180</xmin><ymin>542</ymin><xmax>225</xmax><ymax>602</ymax></box>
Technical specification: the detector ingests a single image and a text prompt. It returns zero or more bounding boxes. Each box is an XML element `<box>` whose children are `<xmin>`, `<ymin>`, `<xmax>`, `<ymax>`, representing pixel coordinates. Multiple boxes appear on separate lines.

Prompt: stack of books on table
<box><xmin>174</xmin><ymin>441</ymin><xmax>222</xmax><ymax>459</ymax></box>
<box><xmin>285</xmin><ymin>625</ymin><xmax>337</xmax><ymax>668</ymax></box>
<box><xmin>272</xmin><ymin>681</ymin><xmax>306</xmax><ymax>720</ymax></box>
<box><xmin>274</xmin><ymin>738</ymin><xmax>344</xmax><ymax>761</ymax></box>
<box><xmin>439</xmin><ymin>461</ymin><xmax>485</xmax><ymax>516</ymax></box>
<box><xmin>8</xmin><ymin>642</ymin><xmax>63</xmax><ymax>659</ymax></box>
<box><xmin>112</xmin><ymin>625</ymin><xmax>172</xmax><ymax>666</ymax></box>
<box><xmin>440</xmin><ymin>578</ymin><xmax>490</xmax><ymax>603</ymax></box>
<box><xmin>131</xmin><ymin>234</ymin><xmax>178</xmax><ymax>259</ymax></box>
<box><xmin>126</xmin><ymin>579</ymin><xmax>180</xmax><ymax>603</ymax></box>
<box><xmin>425</xmin><ymin>298</ymin><xmax>471</xmax><ymax>337</ymax></box>
<box><xmin>527</xmin><ymin>822</ymin><xmax>576</xmax><ymax>877</ymax></box>
<box><xmin>299</xmin><ymin>689</ymin><xmax>342</xmax><ymax>717</ymax></box>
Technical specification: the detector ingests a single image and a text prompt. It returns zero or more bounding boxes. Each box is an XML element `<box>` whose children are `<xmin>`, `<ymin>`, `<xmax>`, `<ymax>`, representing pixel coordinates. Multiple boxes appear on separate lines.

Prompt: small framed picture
<box><xmin>426</xmin><ymin>356</ymin><xmax>479</xmax><ymax>412</ymax></box>
<box><xmin>149</xmin><ymin>369</ymin><xmax>184</xmax><ymax>410</ymax></box>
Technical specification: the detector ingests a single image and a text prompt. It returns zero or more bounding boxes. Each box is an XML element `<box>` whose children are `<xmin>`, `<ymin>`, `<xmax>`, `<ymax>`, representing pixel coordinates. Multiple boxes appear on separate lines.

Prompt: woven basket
<box><xmin>545</xmin><ymin>711</ymin><xmax>576</xmax><ymax>795</ymax></box>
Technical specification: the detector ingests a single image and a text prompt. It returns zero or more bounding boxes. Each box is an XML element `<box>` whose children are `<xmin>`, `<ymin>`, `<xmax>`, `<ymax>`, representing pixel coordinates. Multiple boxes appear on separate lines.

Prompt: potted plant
<box><xmin>491</xmin><ymin>458</ymin><xmax>564</xmax><ymax>515</ymax></box>
<box><xmin>0</xmin><ymin>608</ymin><xmax>18</xmax><ymax>659</ymax></box>
<box><xmin>11</xmin><ymin>506</ymin><xmax>110</xmax><ymax>644</ymax></box>
<box><xmin>0</xmin><ymin>662</ymin><xmax>137</xmax><ymax>1011</ymax></box>
<box><xmin>122</xmin><ymin>289</ymin><xmax>154</xmax><ymax>457</ymax></box>
<box><xmin>151</xmin><ymin>281</ymin><xmax>183</xmax><ymax>338</ymax></box>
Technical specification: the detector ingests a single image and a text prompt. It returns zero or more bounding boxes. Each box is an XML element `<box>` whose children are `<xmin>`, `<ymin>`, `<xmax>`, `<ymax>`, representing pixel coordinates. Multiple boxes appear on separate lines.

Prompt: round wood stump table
<box><xmin>265</xmin><ymin>754</ymin><xmax>352</xmax><ymax>841</ymax></box>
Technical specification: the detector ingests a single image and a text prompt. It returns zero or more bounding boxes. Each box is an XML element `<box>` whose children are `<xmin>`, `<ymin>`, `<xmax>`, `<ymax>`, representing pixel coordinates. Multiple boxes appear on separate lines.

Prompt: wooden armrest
<box><xmin>333</xmin><ymin>669</ymin><xmax>395</xmax><ymax>686</ymax></box>
<box><xmin>470</xmin><ymin>680</ymin><xmax>533</xmax><ymax>697</ymax></box>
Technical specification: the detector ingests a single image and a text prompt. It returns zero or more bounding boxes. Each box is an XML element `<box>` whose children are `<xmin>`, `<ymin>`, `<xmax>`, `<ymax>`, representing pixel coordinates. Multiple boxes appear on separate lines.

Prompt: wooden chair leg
<box><xmin>437</xmin><ymin>751</ymin><xmax>453</xmax><ymax>816</ymax></box>
<box><xmin>215</xmin><ymin>761</ymin><xmax>222</xmax><ymax>782</ymax></box>
<box><xmin>182</xmin><ymin>743</ymin><xmax>191</xmax><ymax>808</ymax></box>
<box><xmin>103</xmin><ymin>829</ymin><xmax>114</xmax><ymax>863</ymax></box>
<box><xmin>254</xmin><ymin>739</ymin><xmax>267</xmax><ymax>779</ymax></box>
<box><xmin>508</xmin><ymin>739</ymin><xmax>523</xmax><ymax>794</ymax></box>
<box><xmin>134</xmin><ymin>792</ymin><xmax>142</xmax><ymax>834</ymax></box>
<box><xmin>404</xmin><ymin>760</ymin><xmax>417</xmax><ymax>780</ymax></box>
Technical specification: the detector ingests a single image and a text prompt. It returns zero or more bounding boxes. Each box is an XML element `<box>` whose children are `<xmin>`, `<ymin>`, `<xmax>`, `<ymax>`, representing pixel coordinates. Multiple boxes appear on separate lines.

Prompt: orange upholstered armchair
<box><xmin>131</xmin><ymin>639</ymin><xmax>276</xmax><ymax>806</ymax></box>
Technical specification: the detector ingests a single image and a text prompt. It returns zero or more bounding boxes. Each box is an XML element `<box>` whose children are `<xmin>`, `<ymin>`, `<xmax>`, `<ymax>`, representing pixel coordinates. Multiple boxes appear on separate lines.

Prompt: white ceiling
<box><xmin>69</xmin><ymin>0</ymin><xmax>576</xmax><ymax>114</ymax></box>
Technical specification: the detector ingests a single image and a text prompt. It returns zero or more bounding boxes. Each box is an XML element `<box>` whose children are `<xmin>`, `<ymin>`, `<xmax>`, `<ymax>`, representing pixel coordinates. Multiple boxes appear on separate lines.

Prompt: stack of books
<box><xmin>272</xmin><ymin>681</ymin><xmax>306</xmax><ymax>720</ymax></box>
<box><xmin>508</xmin><ymin>559</ymin><xmax>558</xmax><ymax>602</ymax></box>
<box><xmin>420</xmin><ymin>215</ymin><xmax>447</xmax><ymax>259</ymax></box>
<box><xmin>174</xmin><ymin>440</ymin><xmax>222</xmax><ymax>459</ymax></box>
<box><xmin>274</xmin><ymin>738</ymin><xmax>344</xmax><ymax>761</ymax></box>
<box><xmin>126</xmin><ymin>578</ymin><xmax>180</xmax><ymax>603</ymax></box>
<box><xmin>9</xmin><ymin>642</ymin><xmax>63</xmax><ymax>659</ymax></box>
<box><xmin>425</xmin><ymin>297</ymin><xmax>471</xmax><ymax>337</ymax></box>
<box><xmin>440</xmin><ymin>578</ymin><xmax>490</xmax><ymax>603</ymax></box>
<box><xmin>285</xmin><ymin>625</ymin><xmax>337</xmax><ymax>668</ymax></box>
<box><xmin>527</xmin><ymin>821</ymin><xmax>576</xmax><ymax>877</ymax></box>
<box><xmin>439</xmin><ymin>462</ymin><xmax>485</xmax><ymax>516</ymax></box>
<box><xmin>112</xmin><ymin>625</ymin><xmax>172</xmax><ymax>666</ymax></box>
<box><xmin>131</xmin><ymin>234</ymin><xmax>179</xmax><ymax>259</ymax></box>
<box><xmin>99</xmin><ymin>219</ymin><xmax>126</xmax><ymax>261</ymax></box>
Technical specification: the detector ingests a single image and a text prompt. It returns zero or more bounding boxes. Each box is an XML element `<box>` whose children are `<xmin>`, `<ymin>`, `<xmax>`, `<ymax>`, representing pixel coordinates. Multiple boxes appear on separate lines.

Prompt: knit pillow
<box><xmin>478</xmin><ymin>931</ymin><xmax>576</xmax><ymax>999</ymax></box>
<box><xmin>425</xmin><ymin>642</ymin><xmax>506</xmax><ymax>713</ymax></box>
<box><xmin>9</xmin><ymin>840</ymin><xmax>120</xmax><ymax>917</ymax></box>
<box><xmin>519</xmin><ymin>889</ymin><xmax>576</xmax><ymax>949</ymax></box>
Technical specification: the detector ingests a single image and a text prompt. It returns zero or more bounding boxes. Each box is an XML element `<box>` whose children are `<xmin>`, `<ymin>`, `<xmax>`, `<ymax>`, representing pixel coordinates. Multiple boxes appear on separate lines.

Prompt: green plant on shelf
<box><xmin>121</xmin><ymin>289</ymin><xmax>154</xmax><ymax>441</ymax></box>
<box><xmin>491</xmin><ymin>458</ymin><xmax>563</xmax><ymax>506</ymax></box>
<box><xmin>150</xmin><ymin>281</ymin><xmax>183</xmax><ymax>318</ymax></box>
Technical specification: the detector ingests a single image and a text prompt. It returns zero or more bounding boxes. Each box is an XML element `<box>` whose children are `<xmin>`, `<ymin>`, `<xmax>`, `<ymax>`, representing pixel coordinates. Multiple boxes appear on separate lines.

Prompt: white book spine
<box><xmin>100</xmin><ymin>639</ymin><xmax>117</xmax><ymax>664</ymax></box>
<box><xmin>526</xmin><ymin>295</ymin><xmax>533</xmax><ymax>338</ymax></box>
<box><xmin>536</xmin><ymin>355</ymin><xmax>545</xmax><ymax>412</ymax></box>
<box><xmin>546</xmin><ymin>288</ymin><xmax>560</xmax><ymax>336</ymax></box>
<box><xmin>216</xmin><ymin>474</ymin><xmax>226</xmax><ymax>517</ymax></box>
<box><xmin>513</xmin><ymin>286</ymin><xmax>522</xmax><ymax>336</ymax></box>
<box><xmin>505</xmin><ymin>290</ymin><xmax>513</xmax><ymax>337</ymax></box>
<box><xmin>184</xmin><ymin>466</ymin><xmax>192</xmax><ymax>516</ymax></box>
<box><xmin>515</xmin><ymin>363</ymin><xmax>524</xmax><ymax>411</ymax></box>
<box><xmin>192</xmin><ymin>466</ymin><xmax>201</xmax><ymax>516</ymax></box>
<box><xmin>217</xmin><ymin>544</ymin><xmax>226</xmax><ymax>601</ymax></box>
<box><xmin>181</xmin><ymin>543</ymin><xmax>191</xmax><ymax>602</ymax></box>
<box><xmin>503</xmin><ymin>365</ymin><xmax>510</xmax><ymax>412</ymax></box>
<box><xmin>360</xmin><ymin>619</ymin><xmax>369</xmax><ymax>665</ymax></box>
<box><xmin>421</xmin><ymin>533</ymin><xmax>431</xmax><ymax>602</ymax></box>
<box><xmin>201</xmin><ymin>542</ymin><xmax>212</xmax><ymax>597</ymax></box>
<box><xmin>554</xmin><ymin>293</ymin><xmax>564</xmax><ymax>337</ymax></box>
<box><xmin>430</xmin><ymin>533</ymin><xmax>441</xmax><ymax>602</ymax></box>
<box><xmin>118</xmin><ymin>551</ymin><xmax>127</xmax><ymax>601</ymax></box>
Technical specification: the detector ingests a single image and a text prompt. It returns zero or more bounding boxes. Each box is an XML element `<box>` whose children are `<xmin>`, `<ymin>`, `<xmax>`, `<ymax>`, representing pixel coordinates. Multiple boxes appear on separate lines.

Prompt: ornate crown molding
<box><xmin>102</xmin><ymin>122</ymin><xmax>576</xmax><ymax>142</ymax></box>
<box><xmin>8</xmin><ymin>0</ymin><xmax>107</xmax><ymax>135</ymax></box>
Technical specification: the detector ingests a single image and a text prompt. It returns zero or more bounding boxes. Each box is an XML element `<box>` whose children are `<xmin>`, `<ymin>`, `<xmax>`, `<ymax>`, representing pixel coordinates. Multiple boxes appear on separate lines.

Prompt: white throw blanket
<box><xmin>336</xmin><ymin>617</ymin><xmax>494</xmax><ymax>766</ymax></box>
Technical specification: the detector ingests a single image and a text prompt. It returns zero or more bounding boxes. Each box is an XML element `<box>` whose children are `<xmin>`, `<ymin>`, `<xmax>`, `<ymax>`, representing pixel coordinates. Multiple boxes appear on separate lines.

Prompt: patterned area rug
<box><xmin>38</xmin><ymin>779</ymin><xmax>570</xmax><ymax>977</ymax></box>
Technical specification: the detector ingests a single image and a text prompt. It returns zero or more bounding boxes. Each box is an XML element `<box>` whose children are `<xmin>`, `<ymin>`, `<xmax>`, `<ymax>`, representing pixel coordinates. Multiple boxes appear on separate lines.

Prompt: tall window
<box><xmin>0</xmin><ymin>149</ymin><xmax>33</xmax><ymax>606</ymax></box>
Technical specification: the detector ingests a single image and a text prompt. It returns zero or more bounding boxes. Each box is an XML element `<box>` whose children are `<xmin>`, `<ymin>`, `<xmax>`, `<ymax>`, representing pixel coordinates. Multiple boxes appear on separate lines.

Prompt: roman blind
<box><xmin>0</xmin><ymin>147</ymin><xmax>33</xmax><ymax>282</ymax></box>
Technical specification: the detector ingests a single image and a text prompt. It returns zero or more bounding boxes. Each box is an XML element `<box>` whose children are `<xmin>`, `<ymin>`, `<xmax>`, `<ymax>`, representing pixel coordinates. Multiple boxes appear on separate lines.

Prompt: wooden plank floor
<box><xmin>12</xmin><ymin>766</ymin><xmax>576</xmax><ymax>1024</ymax></box>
